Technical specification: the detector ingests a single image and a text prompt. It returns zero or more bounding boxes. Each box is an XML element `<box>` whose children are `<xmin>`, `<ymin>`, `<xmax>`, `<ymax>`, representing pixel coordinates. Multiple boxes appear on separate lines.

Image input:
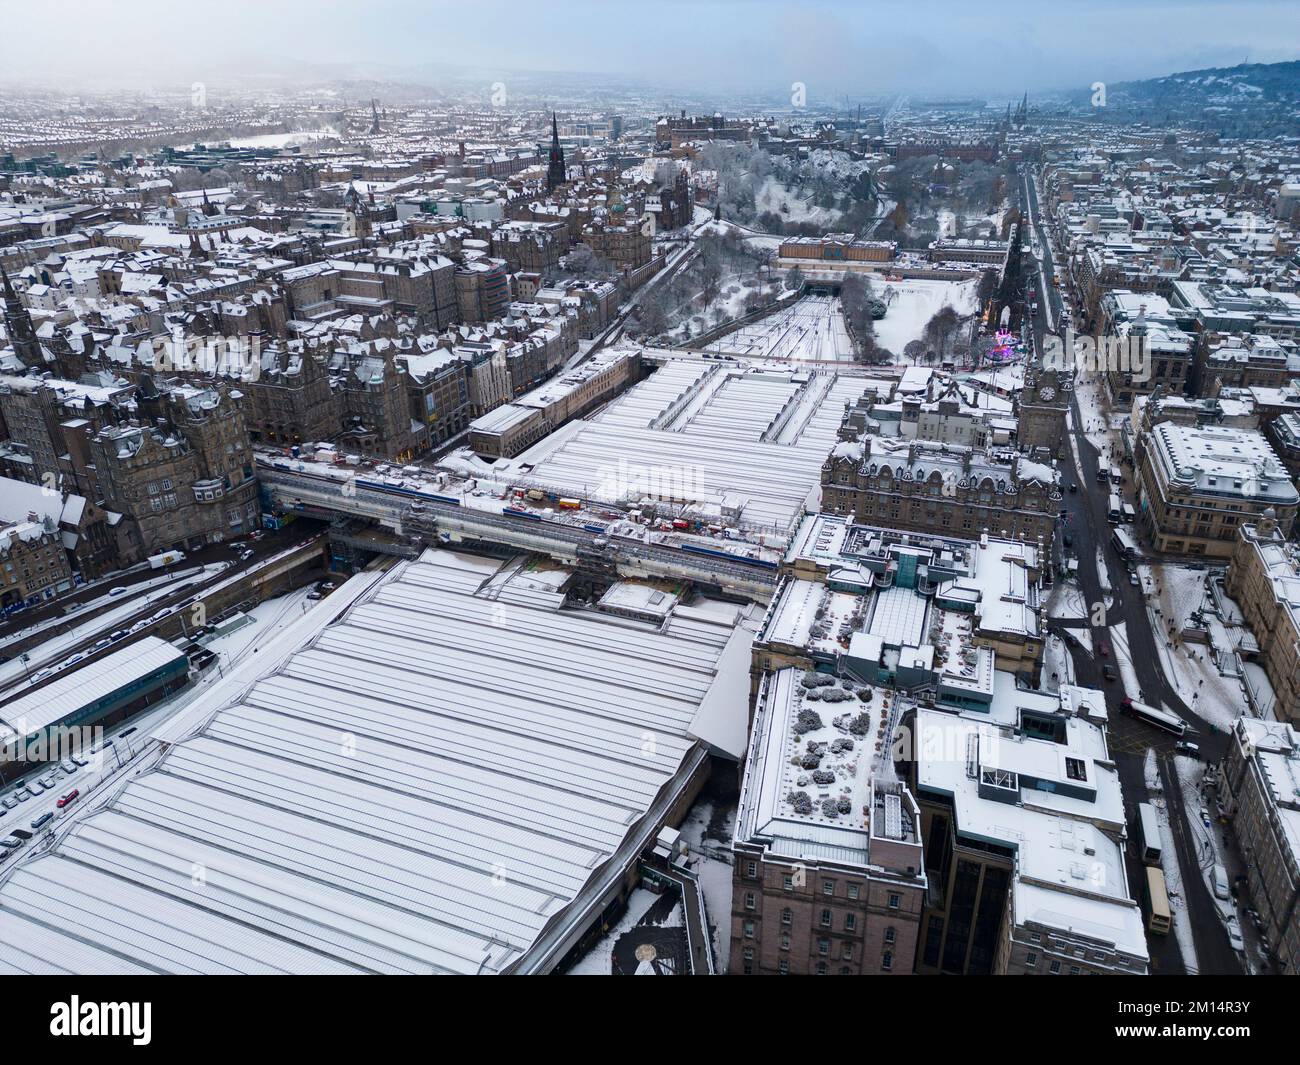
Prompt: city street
<box><xmin>1020</xmin><ymin>165</ymin><xmax>1243</xmax><ymax>975</ymax></box>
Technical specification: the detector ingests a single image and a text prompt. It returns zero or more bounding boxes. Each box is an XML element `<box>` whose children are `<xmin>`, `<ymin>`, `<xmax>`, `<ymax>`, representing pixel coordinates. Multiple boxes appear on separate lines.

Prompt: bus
<box><xmin>1121</xmin><ymin>502</ymin><xmax>1136</xmax><ymax>523</ymax></box>
<box><xmin>1096</xmin><ymin>462</ymin><xmax>1112</xmax><ymax>484</ymax></box>
<box><xmin>1107</xmin><ymin>492</ymin><xmax>1123</xmax><ymax>523</ymax></box>
<box><xmin>1144</xmin><ymin>866</ymin><xmax>1172</xmax><ymax>935</ymax></box>
<box><xmin>1121</xmin><ymin>698</ymin><xmax>1187</xmax><ymax>737</ymax></box>
<box><xmin>1136</xmin><ymin>802</ymin><xmax>1162</xmax><ymax>865</ymax></box>
<box><xmin>1112</xmin><ymin>527</ymin><xmax>1139</xmax><ymax>562</ymax></box>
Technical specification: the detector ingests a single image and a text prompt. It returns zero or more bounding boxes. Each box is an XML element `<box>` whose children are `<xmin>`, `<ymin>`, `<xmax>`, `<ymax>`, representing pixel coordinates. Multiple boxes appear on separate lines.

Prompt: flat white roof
<box><xmin>0</xmin><ymin>636</ymin><xmax>184</xmax><ymax>744</ymax></box>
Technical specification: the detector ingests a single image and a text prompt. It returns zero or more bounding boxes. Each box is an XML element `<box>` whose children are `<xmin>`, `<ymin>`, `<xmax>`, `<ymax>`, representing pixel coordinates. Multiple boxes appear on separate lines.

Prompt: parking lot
<box><xmin>0</xmin><ymin>729</ymin><xmax>145</xmax><ymax>869</ymax></box>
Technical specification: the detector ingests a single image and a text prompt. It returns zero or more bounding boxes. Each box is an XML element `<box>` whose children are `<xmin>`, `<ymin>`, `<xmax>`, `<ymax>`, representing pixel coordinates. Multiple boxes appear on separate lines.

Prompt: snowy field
<box><xmin>871</xmin><ymin>276</ymin><xmax>979</xmax><ymax>356</ymax></box>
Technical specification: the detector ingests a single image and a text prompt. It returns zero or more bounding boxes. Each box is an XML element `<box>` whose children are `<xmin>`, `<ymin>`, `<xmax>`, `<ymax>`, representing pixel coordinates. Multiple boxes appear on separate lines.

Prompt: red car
<box><xmin>55</xmin><ymin>789</ymin><xmax>79</xmax><ymax>809</ymax></box>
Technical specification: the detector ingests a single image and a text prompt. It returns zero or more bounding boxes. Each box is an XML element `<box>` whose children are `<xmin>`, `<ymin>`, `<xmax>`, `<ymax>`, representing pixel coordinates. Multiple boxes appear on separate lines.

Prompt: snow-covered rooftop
<box><xmin>0</xmin><ymin>550</ymin><xmax>751</xmax><ymax>974</ymax></box>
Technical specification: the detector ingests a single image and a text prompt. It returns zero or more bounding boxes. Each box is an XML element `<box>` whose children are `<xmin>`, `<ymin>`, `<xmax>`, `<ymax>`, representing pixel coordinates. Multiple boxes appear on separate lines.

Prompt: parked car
<box><xmin>108</xmin><ymin>586</ymin><xmax>128</xmax><ymax>597</ymax></box>
<box><xmin>30</xmin><ymin>812</ymin><xmax>53</xmax><ymax>831</ymax></box>
<box><xmin>1175</xmin><ymin>740</ymin><xmax>1201</xmax><ymax>758</ymax></box>
<box><xmin>1226</xmin><ymin>915</ymin><xmax>1244</xmax><ymax>951</ymax></box>
<box><xmin>119</xmin><ymin>727</ymin><xmax>137</xmax><ymax>739</ymax></box>
<box><xmin>55</xmin><ymin>790</ymin><xmax>79</xmax><ymax>809</ymax></box>
<box><xmin>60</xmin><ymin>759</ymin><xmax>78</xmax><ymax>774</ymax></box>
<box><xmin>0</xmin><ymin>796</ymin><xmax>16</xmax><ymax>810</ymax></box>
<box><xmin>1128</xmin><ymin>571</ymin><xmax>1141</xmax><ymax>587</ymax></box>
<box><xmin>70</xmin><ymin>754</ymin><xmax>88</xmax><ymax>768</ymax></box>
<box><xmin>0</xmin><ymin>838</ymin><xmax>21</xmax><ymax>851</ymax></box>
<box><xmin>12</xmin><ymin>790</ymin><xmax>29</xmax><ymax>803</ymax></box>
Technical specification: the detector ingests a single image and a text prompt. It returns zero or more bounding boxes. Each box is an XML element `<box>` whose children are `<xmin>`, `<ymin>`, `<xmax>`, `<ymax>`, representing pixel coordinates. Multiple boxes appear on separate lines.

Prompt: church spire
<box><xmin>546</xmin><ymin>111</ymin><xmax>566</xmax><ymax>192</ymax></box>
<box><xmin>1</xmin><ymin>263</ymin><xmax>42</xmax><ymax>369</ymax></box>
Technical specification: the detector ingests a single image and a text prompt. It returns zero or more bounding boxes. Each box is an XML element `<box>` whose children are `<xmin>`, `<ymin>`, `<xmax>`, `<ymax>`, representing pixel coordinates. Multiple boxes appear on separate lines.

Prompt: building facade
<box><xmin>1225</xmin><ymin>518</ymin><xmax>1300</xmax><ymax>725</ymax></box>
<box><xmin>1219</xmin><ymin>717</ymin><xmax>1300</xmax><ymax>974</ymax></box>
<box><xmin>1135</xmin><ymin>422</ymin><xmax>1298</xmax><ymax>557</ymax></box>
<box><xmin>822</xmin><ymin>441</ymin><xmax>1060</xmax><ymax>550</ymax></box>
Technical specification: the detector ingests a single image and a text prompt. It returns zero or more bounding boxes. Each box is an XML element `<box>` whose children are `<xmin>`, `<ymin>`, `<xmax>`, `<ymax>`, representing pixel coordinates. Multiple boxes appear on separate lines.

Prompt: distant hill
<box><xmin>1061</xmin><ymin>60</ymin><xmax>1300</xmax><ymax>136</ymax></box>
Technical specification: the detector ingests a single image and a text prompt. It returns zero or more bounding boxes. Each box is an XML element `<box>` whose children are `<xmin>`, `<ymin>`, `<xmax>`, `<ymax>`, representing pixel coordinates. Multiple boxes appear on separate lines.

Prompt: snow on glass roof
<box><xmin>0</xmin><ymin>549</ymin><xmax>750</xmax><ymax>974</ymax></box>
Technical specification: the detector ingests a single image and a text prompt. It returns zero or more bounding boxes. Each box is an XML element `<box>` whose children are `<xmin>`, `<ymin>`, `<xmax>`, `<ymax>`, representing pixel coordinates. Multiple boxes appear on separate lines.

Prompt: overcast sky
<box><xmin>3</xmin><ymin>0</ymin><xmax>1298</xmax><ymax>99</ymax></box>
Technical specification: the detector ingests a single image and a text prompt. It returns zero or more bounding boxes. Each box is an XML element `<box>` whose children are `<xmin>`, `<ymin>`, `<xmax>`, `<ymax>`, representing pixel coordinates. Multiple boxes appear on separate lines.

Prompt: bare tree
<box><xmin>923</xmin><ymin>305</ymin><xmax>962</xmax><ymax>359</ymax></box>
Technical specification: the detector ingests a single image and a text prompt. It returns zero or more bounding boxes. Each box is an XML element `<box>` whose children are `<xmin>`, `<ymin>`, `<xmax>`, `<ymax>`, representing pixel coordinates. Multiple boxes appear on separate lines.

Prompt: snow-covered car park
<box><xmin>0</xmin><ymin>725</ymin><xmax>148</xmax><ymax>870</ymax></box>
<box><xmin>0</xmin><ymin>758</ymin><xmax>88</xmax><ymax>863</ymax></box>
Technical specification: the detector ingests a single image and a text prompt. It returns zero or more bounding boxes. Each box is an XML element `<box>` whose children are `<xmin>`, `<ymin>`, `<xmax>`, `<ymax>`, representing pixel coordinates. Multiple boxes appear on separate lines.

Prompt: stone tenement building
<box><xmin>1219</xmin><ymin>716</ymin><xmax>1300</xmax><ymax>976</ymax></box>
<box><xmin>336</xmin><ymin>349</ymin><xmax>429</xmax><ymax>462</ymax></box>
<box><xmin>580</xmin><ymin>220</ymin><xmax>651</xmax><ymax>271</ymax></box>
<box><xmin>0</xmin><ymin>515</ymin><xmax>75</xmax><ymax>608</ymax></box>
<box><xmin>821</xmin><ymin>439</ymin><xmax>1061</xmax><ymax>550</ymax></box>
<box><xmin>1097</xmin><ymin>293</ymin><xmax>1196</xmax><ymax>405</ymax></box>
<box><xmin>455</xmin><ymin>260</ymin><xmax>511</xmax><ymax>324</ymax></box>
<box><xmin>243</xmin><ymin>342</ymin><xmax>343</xmax><ymax>447</ymax></box>
<box><xmin>0</xmin><ymin>374</ymin><xmax>134</xmax><ymax>499</ymax></box>
<box><xmin>1225</xmin><ymin>517</ymin><xmax>1300</xmax><ymax>725</ymax></box>
<box><xmin>91</xmin><ymin>382</ymin><xmax>259</xmax><ymax>559</ymax></box>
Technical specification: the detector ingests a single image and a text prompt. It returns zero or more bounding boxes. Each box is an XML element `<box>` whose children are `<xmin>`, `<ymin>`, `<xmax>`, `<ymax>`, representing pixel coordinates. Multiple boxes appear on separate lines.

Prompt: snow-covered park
<box><xmin>871</xmin><ymin>276</ymin><xmax>979</xmax><ymax>356</ymax></box>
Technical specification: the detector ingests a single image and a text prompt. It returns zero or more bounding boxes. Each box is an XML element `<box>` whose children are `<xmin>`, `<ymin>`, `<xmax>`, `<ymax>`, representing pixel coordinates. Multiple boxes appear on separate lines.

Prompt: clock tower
<box><xmin>1017</xmin><ymin>365</ymin><xmax>1070</xmax><ymax>458</ymax></box>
